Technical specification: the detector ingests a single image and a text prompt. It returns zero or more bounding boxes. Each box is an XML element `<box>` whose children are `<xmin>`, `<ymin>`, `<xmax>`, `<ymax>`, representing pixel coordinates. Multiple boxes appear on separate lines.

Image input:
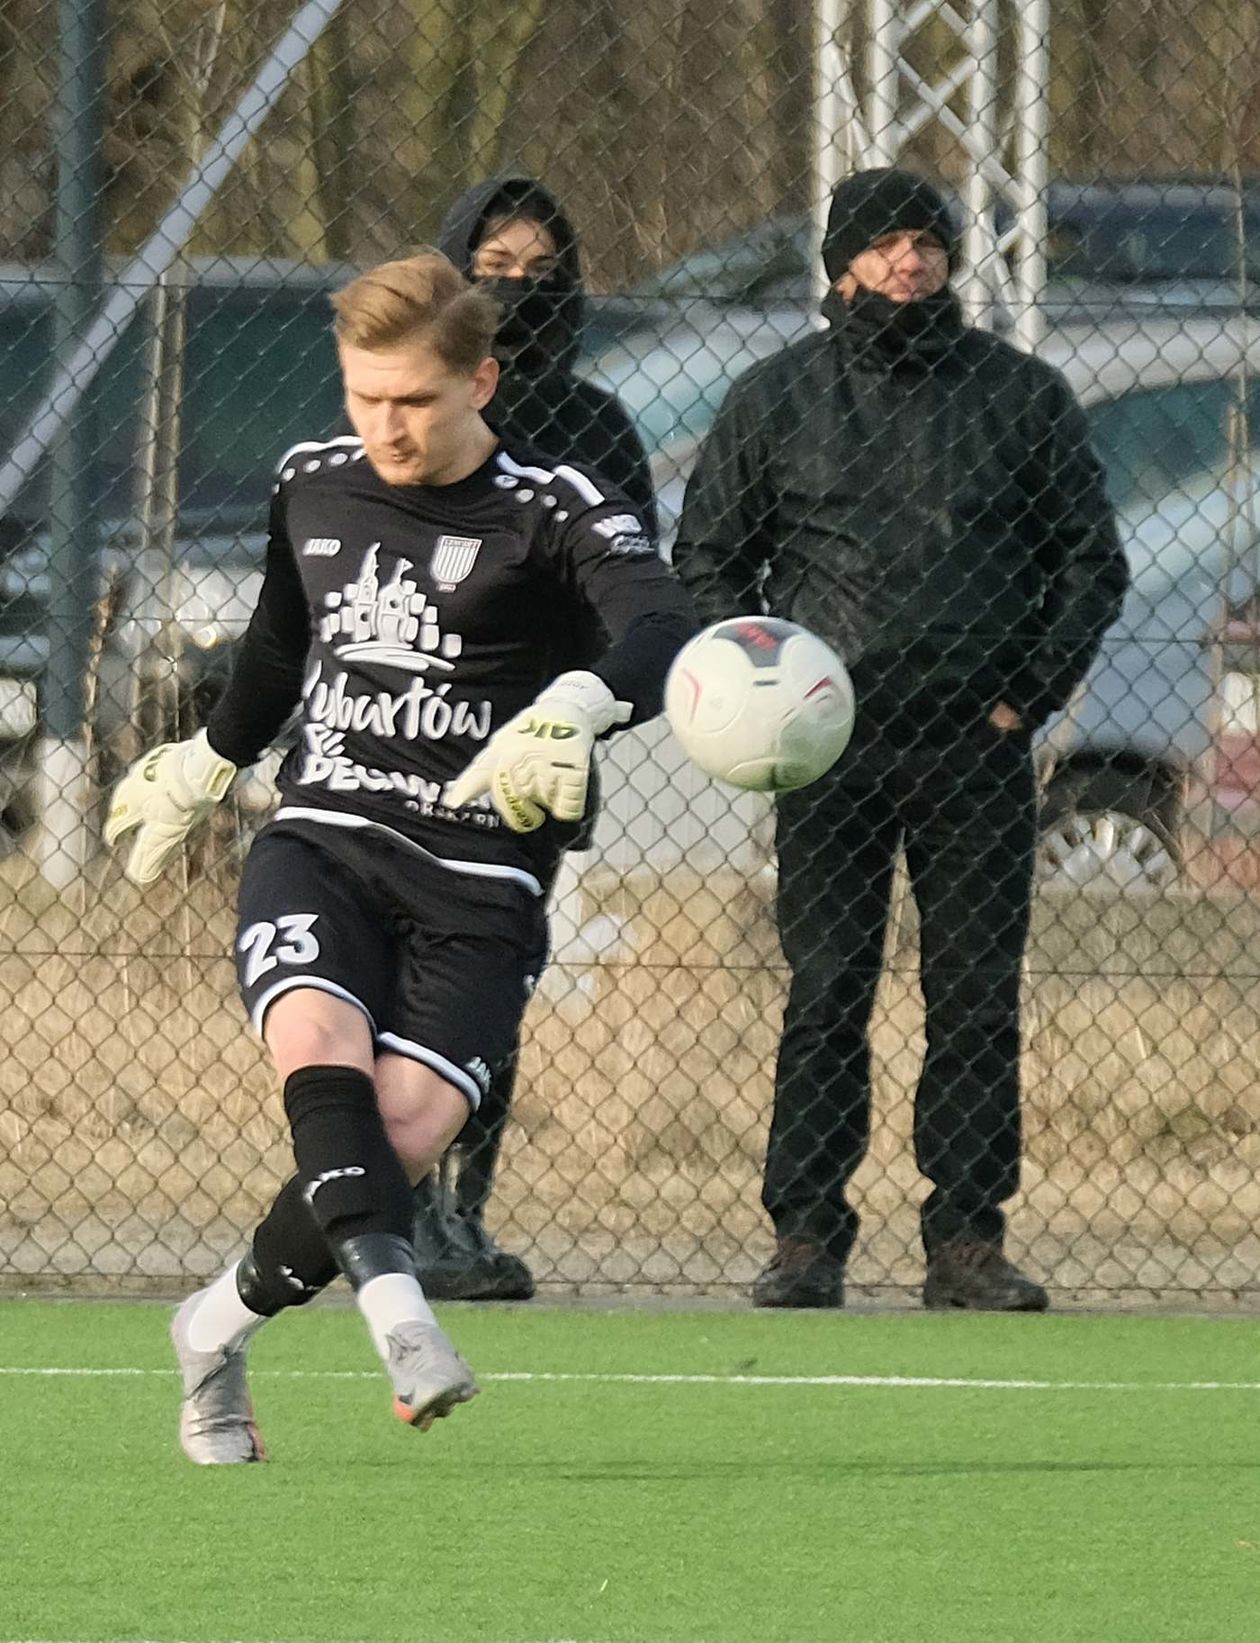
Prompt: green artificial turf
<box><xmin>0</xmin><ymin>1298</ymin><xmax>1255</xmax><ymax>1643</ymax></box>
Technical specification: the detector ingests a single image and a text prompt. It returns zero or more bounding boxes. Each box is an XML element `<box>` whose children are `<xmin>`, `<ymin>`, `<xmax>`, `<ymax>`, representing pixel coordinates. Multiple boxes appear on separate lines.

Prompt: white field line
<box><xmin>0</xmin><ymin>1366</ymin><xmax>1258</xmax><ymax>1392</ymax></box>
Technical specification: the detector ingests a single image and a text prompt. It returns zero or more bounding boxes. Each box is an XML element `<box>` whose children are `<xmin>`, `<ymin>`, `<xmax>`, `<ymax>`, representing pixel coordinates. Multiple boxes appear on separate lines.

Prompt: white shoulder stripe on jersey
<box><xmin>496</xmin><ymin>449</ymin><xmax>606</xmax><ymax>508</ymax></box>
<box><xmin>495</xmin><ymin>450</ymin><xmax>557</xmax><ymax>486</ymax></box>
<box><xmin>553</xmin><ymin>463</ymin><xmax>605</xmax><ymax>507</ymax></box>
<box><xmin>275</xmin><ymin>434</ymin><xmax>363</xmax><ymax>473</ymax></box>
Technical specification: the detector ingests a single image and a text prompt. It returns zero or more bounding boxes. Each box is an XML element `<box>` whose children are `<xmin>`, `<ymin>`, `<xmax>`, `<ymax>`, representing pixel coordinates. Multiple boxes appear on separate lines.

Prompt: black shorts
<box><xmin>234</xmin><ymin>819</ymin><xmax>549</xmax><ymax>1110</ymax></box>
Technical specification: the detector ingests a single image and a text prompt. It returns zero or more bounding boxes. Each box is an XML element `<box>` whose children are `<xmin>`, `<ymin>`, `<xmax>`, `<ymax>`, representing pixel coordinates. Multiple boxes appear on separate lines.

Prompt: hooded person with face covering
<box><xmin>411</xmin><ymin>177</ymin><xmax>657</xmax><ymax>1300</ymax></box>
<box><xmin>674</xmin><ymin>168</ymin><xmax>1128</xmax><ymax>1314</ymax></box>
<box><xmin>437</xmin><ymin>175</ymin><xmax>656</xmax><ymax>527</ymax></box>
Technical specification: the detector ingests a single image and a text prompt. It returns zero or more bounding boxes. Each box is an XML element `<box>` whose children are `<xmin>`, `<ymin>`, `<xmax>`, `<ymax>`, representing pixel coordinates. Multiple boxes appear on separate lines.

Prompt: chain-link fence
<box><xmin>3</xmin><ymin>0</ymin><xmax>1260</xmax><ymax>1306</ymax></box>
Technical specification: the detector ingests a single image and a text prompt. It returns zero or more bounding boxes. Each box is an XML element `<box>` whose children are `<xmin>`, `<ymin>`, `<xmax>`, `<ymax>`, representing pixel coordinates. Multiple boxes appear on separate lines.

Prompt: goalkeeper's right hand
<box><xmin>104</xmin><ymin>729</ymin><xmax>237</xmax><ymax>886</ymax></box>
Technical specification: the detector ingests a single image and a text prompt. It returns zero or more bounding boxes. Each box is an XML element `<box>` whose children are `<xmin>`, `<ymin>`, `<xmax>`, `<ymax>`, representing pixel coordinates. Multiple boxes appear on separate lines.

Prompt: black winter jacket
<box><xmin>673</xmin><ymin>289</ymin><xmax>1128</xmax><ymax>732</ymax></box>
<box><xmin>437</xmin><ymin>176</ymin><xmax>657</xmax><ymax>534</ymax></box>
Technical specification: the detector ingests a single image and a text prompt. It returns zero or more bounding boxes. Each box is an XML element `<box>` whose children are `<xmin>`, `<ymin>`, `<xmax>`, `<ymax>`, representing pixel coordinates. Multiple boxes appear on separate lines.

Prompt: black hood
<box><xmin>437</xmin><ymin>175</ymin><xmax>585</xmax><ymax>374</ymax></box>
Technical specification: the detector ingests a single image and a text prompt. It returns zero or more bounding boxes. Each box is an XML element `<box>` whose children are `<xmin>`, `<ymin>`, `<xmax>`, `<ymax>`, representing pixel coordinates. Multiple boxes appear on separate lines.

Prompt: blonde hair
<box><xmin>330</xmin><ymin>248</ymin><xmax>500</xmax><ymax>373</ymax></box>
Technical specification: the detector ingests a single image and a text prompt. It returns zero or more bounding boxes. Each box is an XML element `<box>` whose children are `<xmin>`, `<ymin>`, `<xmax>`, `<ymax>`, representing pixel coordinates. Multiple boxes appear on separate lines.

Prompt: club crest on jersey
<box><xmin>317</xmin><ymin>544</ymin><xmax>463</xmax><ymax>672</ymax></box>
<box><xmin>431</xmin><ymin>534</ymin><xmax>483</xmax><ymax>588</ymax></box>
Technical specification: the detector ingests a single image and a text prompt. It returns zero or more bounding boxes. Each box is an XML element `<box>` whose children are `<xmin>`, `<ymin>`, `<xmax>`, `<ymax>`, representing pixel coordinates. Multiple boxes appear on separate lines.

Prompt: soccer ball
<box><xmin>664</xmin><ymin>617</ymin><xmax>855</xmax><ymax>792</ymax></box>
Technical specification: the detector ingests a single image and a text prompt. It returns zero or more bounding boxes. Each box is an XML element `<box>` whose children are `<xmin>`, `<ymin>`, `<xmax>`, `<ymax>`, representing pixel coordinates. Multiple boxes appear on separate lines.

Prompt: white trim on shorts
<box><xmin>249</xmin><ymin>981</ymin><xmax>480</xmax><ymax>1112</ymax></box>
<box><xmin>249</xmin><ymin>974</ymin><xmax>377</xmax><ymax>1039</ymax></box>
<box><xmin>271</xmin><ymin>806</ymin><xmax>544</xmax><ymax>897</ymax></box>
<box><xmin>376</xmin><ymin>1032</ymin><xmax>483</xmax><ymax>1110</ymax></box>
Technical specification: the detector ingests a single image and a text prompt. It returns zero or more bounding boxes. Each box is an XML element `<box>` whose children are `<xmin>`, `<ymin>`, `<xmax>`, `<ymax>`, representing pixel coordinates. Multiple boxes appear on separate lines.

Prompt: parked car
<box><xmin>628</xmin><ymin>213</ymin><xmax>815</xmax><ymax>310</ymax></box>
<box><xmin>0</xmin><ymin>256</ymin><xmax>353</xmax><ymax>833</ymax></box>
<box><xmin>1035</xmin><ymin>317</ymin><xmax>1260</xmax><ymax>888</ymax></box>
<box><xmin>1038</xmin><ymin>179</ymin><xmax>1260</xmax><ymax>320</ymax></box>
<box><xmin>584</xmin><ymin>302</ymin><xmax>814</xmax><ymax>486</ymax></box>
<box><xmin>585</xmin><ymin>311</ymin><xmax>1260</xmax><ymax>889</ymax></box>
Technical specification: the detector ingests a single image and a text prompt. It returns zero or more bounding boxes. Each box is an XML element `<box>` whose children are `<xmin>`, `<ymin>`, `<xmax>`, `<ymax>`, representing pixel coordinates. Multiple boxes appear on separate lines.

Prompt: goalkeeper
<box><xmin>106</xmin><ymin>248</ymin><xmax>695</xmax><ymax>1465</ymax></box>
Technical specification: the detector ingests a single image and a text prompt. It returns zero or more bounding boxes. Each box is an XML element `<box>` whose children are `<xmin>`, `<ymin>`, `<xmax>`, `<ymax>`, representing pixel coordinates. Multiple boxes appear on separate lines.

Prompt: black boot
<box><xmin>428</xmin><ymin>1207</ymin><xmax>536</xmax><ymax>1301</ymax></box>
<box><xmin>751</xmin><ymin>1237</ymin><xmax>846</xmax><ymax>1308</ymax></box>
<box><xmin>410</xmin><ymin>1170</ymin><xmax>457</xmax><ymax>1271</ymax></box>
<box><xmin>923</xmin><ymin>1240</ymin><xmax>1049</xmax><ymax>1311</ymax></box>
<box><xmin>412</xmin><ymin>1079</ymin><xmax>536</xmax><ymax>1302</ymax></box>
<box><xmin>443</xmin><ymin>1133</ymin><xmax>535</xmax><ymax>1299</ymax></box>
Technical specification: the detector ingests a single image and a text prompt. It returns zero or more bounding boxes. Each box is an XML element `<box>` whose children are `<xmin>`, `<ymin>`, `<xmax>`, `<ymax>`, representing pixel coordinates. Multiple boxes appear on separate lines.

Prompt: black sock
<box><xmin>283</xmin><ymin>1063</ymin><xmax>415</xmax><ymax>1276</ymax></box>
<box><xmin>237</xmin><ymin>1174</ymin><xmax>340</xmax><ymax>1316</ymax></box>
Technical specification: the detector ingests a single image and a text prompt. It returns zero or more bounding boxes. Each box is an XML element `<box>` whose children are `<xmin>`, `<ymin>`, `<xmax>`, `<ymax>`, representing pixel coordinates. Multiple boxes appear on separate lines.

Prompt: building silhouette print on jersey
<box><xmin>318</xmin><ymin>544</ymin><xmax>465</xmax><ymax>673</ymax></box>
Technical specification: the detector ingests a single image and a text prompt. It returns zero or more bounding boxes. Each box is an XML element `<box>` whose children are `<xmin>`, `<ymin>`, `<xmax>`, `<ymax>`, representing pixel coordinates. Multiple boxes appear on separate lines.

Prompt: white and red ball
<box><xmin>664</xmin><ymin>618</ymin><xmax>855</xmax><ymax>792</ymax></box>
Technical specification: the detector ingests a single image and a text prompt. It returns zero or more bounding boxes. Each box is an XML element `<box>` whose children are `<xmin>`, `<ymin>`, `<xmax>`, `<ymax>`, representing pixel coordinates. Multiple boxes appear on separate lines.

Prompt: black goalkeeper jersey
<box><xmin>207</xmin><ymin>433</ymin><xmax>696</xmax><ymax>892</ymax></box>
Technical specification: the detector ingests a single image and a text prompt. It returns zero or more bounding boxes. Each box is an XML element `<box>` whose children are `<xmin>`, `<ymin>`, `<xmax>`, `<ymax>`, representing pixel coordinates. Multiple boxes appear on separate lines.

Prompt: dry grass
<box><xmin>4</xmin><ymin>850</ymin><xmax>1260</xmax><ymax>1295</ymax></box>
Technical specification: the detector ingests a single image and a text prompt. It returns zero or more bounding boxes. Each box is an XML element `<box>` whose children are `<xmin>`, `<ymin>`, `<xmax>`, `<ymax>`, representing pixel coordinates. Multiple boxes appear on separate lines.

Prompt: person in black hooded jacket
<box><xmin>674</xmin><ymin>168</ymin><xmax>1128</xmax><ymax>1313</ymax></box>
<box><xmin>412</xmin><ymin>176</ymin><xmax>656</xmax><ymax>1301</ymax></box>
<box><xmin>437</xmin><ymin>175</ymin><xmax>656</xmax><ymax>527</ymax></box>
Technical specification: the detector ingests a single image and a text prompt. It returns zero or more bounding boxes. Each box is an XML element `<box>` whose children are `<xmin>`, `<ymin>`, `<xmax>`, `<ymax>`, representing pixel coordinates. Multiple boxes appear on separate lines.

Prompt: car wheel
<box><xmin>1038</xmin><ymin>767</ymin><xmax>1180</xmax><ymax>892</ymax></box>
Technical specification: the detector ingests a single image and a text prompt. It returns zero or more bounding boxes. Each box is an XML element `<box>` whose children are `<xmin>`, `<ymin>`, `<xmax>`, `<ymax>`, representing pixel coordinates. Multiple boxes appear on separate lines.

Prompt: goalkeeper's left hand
<box><xmin>444</xmin><ymin>671</ymin><xmax>631</xmax><ymax>833</ymax></box>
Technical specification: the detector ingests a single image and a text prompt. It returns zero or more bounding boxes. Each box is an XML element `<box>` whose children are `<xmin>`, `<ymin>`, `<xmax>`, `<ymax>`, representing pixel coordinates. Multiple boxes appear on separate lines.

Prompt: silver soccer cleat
<box><xmin>385</xmin><ymin>1320</ymin><xmax>479</xmax><ymax>1431</ymax></box>
<box><xmin>171</xmin><ymin>1291</ymin><xmax>266</xmax><ymax>1465</ymax></box>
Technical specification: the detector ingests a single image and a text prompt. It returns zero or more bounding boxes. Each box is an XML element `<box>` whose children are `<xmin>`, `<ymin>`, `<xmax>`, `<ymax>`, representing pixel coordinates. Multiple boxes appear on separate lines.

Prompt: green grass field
<box><xmin>0</xmin><ymin>1297</ymin><xmax>1256</xmax><ymax>1643</ymax></box>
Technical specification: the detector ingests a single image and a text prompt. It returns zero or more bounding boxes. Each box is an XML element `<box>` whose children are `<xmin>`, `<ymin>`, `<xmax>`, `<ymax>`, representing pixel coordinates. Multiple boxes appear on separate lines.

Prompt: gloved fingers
<box><xmin>489</xmin><ymin>768</ymin><xmax>546</xmax><ymax>833</ymax></box>
<box><xmin>443</xmin><ymin>746</ymin><xmax>495</xmax><ymax>811</ymax></box>
<box><xmin>103</xmin><ymin>801</ymin><xmax>140</xmax><ymax>849</ymax></box>
<box><xmin>103</xmin><ymin>770</ymin><xmax>150</xmax><ymax>848</ymax></box>
<box><xmin>123</xmin><ymin>821</ymin><xmax>189</xmax><ymax>887</ymax></box>
<box><xmin>547</xmin><ymin>761</ymin><xmax>589</xmax><ymax>824</ymax></box>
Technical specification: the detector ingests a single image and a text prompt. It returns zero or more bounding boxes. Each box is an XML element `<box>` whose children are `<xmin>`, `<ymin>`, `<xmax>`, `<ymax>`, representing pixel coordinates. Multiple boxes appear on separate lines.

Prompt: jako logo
<box><xmin>302</xmin><ymin>537</ymin><xmax>342</xmax><ymax>557</ymax></box>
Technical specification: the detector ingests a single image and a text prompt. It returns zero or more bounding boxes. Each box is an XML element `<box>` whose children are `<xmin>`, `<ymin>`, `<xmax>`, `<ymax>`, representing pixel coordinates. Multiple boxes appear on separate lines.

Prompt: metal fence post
<box><xmin>37</xmin><ymin>0</ymin><xmax>106</xmax><ymax>888</ymax></box>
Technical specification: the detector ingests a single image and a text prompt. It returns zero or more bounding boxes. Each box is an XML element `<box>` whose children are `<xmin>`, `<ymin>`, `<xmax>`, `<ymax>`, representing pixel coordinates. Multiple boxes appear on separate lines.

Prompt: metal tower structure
<box><xmin>817</xmin><ymin>0</ymin><xmax>1051</xmax><ymax>351</ymax></box>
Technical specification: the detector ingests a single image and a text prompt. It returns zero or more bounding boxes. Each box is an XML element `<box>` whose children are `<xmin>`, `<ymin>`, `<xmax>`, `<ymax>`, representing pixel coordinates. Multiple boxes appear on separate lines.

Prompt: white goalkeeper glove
<box><xmin>104</xmin><ymin>729</ymin><xmax>237</xmax><ymax>886</ymax></box>
<box><xmin>444</xmin><ymin>671</ymin><xmax>631</xmax><ymax>833</ymax></box>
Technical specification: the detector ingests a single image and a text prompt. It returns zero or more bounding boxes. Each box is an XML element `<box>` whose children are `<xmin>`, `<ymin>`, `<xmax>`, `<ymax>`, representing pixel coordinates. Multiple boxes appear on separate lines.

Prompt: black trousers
<box><xmin>446</xmin><ymin>1050</ymin><xmax>516</xmax><ymax>1217</ymax></box>
<box><xmin>766</xmin><ymin>719</ymin><xmax>1037</xmax><ymax>1262</ymax></box>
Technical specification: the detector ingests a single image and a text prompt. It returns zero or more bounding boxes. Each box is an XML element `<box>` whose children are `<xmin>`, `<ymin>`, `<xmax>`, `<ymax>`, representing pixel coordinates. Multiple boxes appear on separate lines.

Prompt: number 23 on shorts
<box><xmin>238</xmin><ymin>914</ymin><xmax>321</xmax><ymax>987</ymax></box>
